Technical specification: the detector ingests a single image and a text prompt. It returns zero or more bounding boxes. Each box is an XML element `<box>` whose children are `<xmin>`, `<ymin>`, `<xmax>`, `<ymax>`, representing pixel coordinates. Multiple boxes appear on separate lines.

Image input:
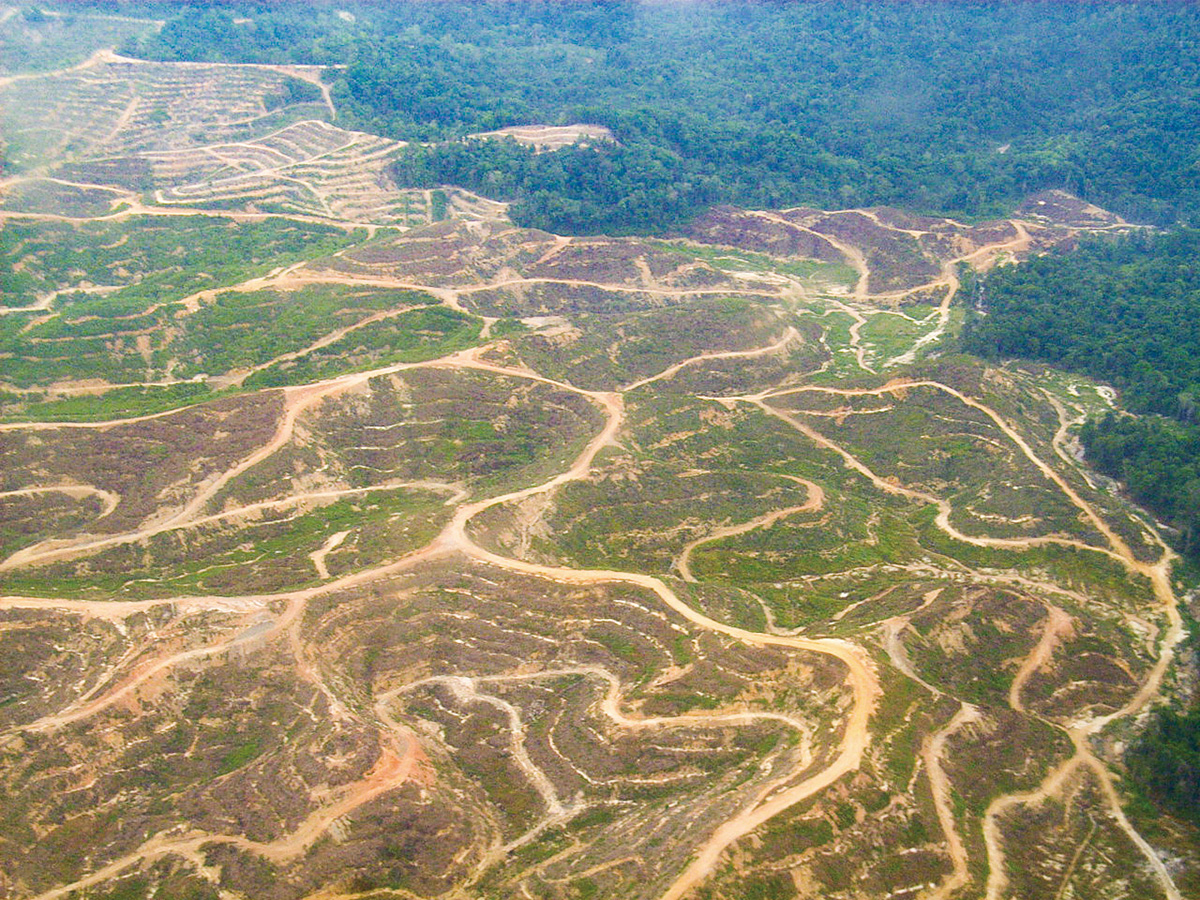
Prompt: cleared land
<box><xmin>0</xmin><ymin>49</ymin><xmax>504</xmax><ymax>228</ymax></box>
<box><xmin>0</xmin><ymin>46</ymin><xmax>1191</xmax><ymax>900</ymax></box>
<box><xmin>467</xmin><ymin>123</ymin><xmax>617</xmax><ymax>151</ymax></box>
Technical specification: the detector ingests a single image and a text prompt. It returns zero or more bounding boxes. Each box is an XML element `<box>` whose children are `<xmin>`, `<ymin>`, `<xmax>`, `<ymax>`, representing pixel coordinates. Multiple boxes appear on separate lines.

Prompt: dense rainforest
<box><xmin>963</xmin><ymin>230</ymin><xmax>1200</xmax><ymax>420</ymax></box>
<box><xmin>97</xmin><ymin>0</ymin><xmax>1200</xmax><ymax>233</ymax></box>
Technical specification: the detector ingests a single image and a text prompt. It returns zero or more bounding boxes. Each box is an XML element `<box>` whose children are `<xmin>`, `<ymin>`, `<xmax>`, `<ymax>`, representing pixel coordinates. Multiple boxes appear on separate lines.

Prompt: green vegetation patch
<box><xmin>0</xmin><ymin>8</ymin><xmax>157</xmax><ymax>75</ymax></box>
<box><xmin>0</xmin><ymin>489</ymin><xmax>449</xmax><ymax>599</ymax></box>
<box><xmin>774</xmin><ymin>383</ymin><xmax>1101</xmax><ymax>543</ymax></box>
<box><xmin>692</xmin><ymin>499</ymin><xmax>923</xmax><ymax>590</ymax></box>
<box><xmin>652</xmin><ymin>240</ymin><xmax>859</xmax><ymax>288</ymax></box>
<box><xmin>525</xmin><ymin>394</ymin><xmax>850</xmax><ymax>576</ymax></box>
<box><xmin>4</xmin><ymin>383</ymin><xmax>221</xmax><ymax>424</ymax></box>
<box><xmin>904</xmin><ymin>587</ymin><xmax>1044</xmax><ymax>705</ymax></box>
<box><xmin>0</xmin><ymin>217</ymin><xmax>361</xmax><ymax>395</ymax></box>
<box><xmin>245</xmin><ymin>305</ymin><xmax>481</xmax><ymax>388</ymax></box>
<box><xmin>512</xmin><ymin>296</ymin><xmax>785</xmax><ymax>391</ymax></box>
<box><xmin>1</xmin><ymin>302</ymin><xmax>480</xmax><ymax>423</ymax></box>
<box><xmin>1</xmin><ymin>216</ymin><xmax>356</xmax><ymax>311</ymax></box>
<box><xmin>173</xmin><ymin>285</ymin><xmax>437</xmax><ymax>378</ymax></box>
<box><xmin>856</xmin><ymin>309</ymin><xmax>939</xmax><ymax>363</ymax></box>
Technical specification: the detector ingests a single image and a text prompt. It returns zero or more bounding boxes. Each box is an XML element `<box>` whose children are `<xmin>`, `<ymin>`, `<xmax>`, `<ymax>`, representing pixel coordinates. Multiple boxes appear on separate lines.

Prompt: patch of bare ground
<box><xmin>467</xmin><ymin>123</ymin><xmax>616</xmax><ymax>151</ymax></box>
<box><xmin>300</xmin><ymin>219</ymin><xmax>755</xmax><ymax>310</ymax></box>
<box><xmin>1017</xmin><ymin>189</ymin><xmax>1131</xmax><ymax>230</ymax></box>
<box><xmin>0</xmin><ymin>391</ymin><xmax>286</xmax><ymax>539</ymax></box>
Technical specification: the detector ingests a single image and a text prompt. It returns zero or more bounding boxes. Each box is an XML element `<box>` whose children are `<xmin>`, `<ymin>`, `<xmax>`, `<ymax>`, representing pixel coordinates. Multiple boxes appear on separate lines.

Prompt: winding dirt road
<box><xmin>925</xmin><ymin>702</ymin><xmax>981</xmax><ymax>900</ymax></box>
<box><xmin>1008</xmin><ymin>605</ymin><xmax>1073</xmax><ymax>714</ymax></box>
<box><xmin>0</xmin><ymin>485</ymin><xmax>120</xmax><ymax>518</ymax></box>
<box><xmin>0</xmin><ymin>181</ymin><xmax>1183</xmax><ymax>900</ymax></box>
<box><xmin>674</xmin><ymin>475</ymin><xmax>824</xmax><ymax>582</ymax></box>
<box><xmin>623</xmin><ymin>326</ymin><xmax>800</xmax><ymax>392</ymax></box>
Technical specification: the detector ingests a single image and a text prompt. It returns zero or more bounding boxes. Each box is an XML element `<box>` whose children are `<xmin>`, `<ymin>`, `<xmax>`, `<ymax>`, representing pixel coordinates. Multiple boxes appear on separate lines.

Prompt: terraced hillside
<box><xmin>0</xmin><ymin>38</ymin><xmax>1195</xmax><ymax>900</ymax></box>
<box><xmin>0</xmin><ymin>45</ymin><xmax>503</xmax><ymax>228</ymax></box>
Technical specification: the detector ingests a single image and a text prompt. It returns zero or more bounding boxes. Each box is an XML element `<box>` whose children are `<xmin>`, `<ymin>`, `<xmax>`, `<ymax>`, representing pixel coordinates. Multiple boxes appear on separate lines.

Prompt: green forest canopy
<box><xmin>99</xmin><ymin>0</ymin><xmax>1200</xmax><ymax>234</ymax></box>
<box><xmin>963</xmin><ymin>230</ymin><xmax>1200</xmax><ymax>420</ymax></box>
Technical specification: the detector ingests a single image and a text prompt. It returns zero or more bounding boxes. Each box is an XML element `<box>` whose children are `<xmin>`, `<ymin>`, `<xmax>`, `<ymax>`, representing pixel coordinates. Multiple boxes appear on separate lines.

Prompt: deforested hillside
<box><xmin>1</xmin><ymin>4</ymin><xmax>1198</xmax><ymax>900</ymax></box>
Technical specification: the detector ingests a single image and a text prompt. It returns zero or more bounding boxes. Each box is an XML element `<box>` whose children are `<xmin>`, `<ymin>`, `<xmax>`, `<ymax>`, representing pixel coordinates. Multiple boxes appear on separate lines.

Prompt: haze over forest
<box><xmin>1</xmin><ymin>3</ymin><xmax>1200</xmax><ymax>900</ymax></box>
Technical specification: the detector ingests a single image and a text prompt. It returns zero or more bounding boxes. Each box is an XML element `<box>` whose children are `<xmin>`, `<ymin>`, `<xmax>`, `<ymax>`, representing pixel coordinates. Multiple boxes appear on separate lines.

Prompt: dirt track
<box><xmin>3</xmin><ymin>312</ymin><xmax>1184</xmax><ymax>900</ymax></box>
<box><xmin>1</xmin><ymin>338</ymin><xmax>881</xmax><ymax>899</ymax></box>
<box><xmin>674</xmin><ymin>475</ymin><xmax>823</xmax><ymax>582</ymax></box>
<box><xmin>0</xmin><ymin>168</ymin><xmax>1182</xmax><ymax>898</ymax></box>
<box><xmin>924</xmin><ymin>703</ymin><xmax>980</xmax><ymax>900</ymax></box>
<box><xmin>0</xmin><ymin>485</ymin><xmax>119</xmax><ymax>518</ymax></box>
<box><xmin>624</xmin><ymin>326</ymin><xmax>800</xmax><ymax>392</ymax></box>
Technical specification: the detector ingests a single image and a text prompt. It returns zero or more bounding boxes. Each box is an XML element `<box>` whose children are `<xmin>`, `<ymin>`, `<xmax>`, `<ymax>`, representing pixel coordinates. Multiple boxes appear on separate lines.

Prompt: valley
<box><xmin>1</xmin><ymin>13</ymin><xmax>1196</xmax><ymax>900</ymax></box>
